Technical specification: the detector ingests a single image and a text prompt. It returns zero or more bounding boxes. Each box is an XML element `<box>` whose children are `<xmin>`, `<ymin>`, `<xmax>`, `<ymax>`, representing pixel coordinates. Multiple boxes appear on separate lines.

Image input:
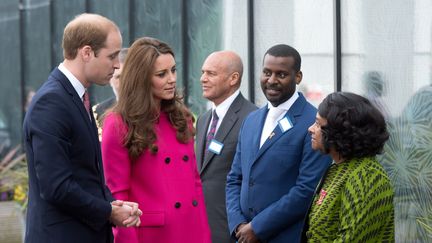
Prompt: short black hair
<box><xmin>318</xmin><ymin>92</ymin><xmax>389</xmax><ymax>160</ymax></box>
<box><xmin>264</xmin><ymin>44</ymin><xmax>301</xmax><ymax>72</ymax></box>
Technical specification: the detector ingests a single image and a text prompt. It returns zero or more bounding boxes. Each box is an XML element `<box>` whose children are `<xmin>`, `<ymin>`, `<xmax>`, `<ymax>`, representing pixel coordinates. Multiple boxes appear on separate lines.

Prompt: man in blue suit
<box><xmin>23</xmin><ymin>13</ymin><xmax>141</xmax><ymax>243</ymax></box>
<box><xmin>226</xmin><ymin>44</ymin><xmax>331</xmax><ymax>243</ymax></box>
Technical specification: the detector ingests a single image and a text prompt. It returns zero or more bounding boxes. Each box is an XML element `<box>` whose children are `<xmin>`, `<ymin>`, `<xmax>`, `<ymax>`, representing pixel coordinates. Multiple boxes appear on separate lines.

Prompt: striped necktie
<box><xmin>206</xmin><ymin>109</ymin><xmax>219</xmax><ymax>150</ymax></box>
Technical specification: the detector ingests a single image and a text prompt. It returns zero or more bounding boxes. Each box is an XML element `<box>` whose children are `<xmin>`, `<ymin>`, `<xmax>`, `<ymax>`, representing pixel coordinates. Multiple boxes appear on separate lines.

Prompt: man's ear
<box><xmin>295</xmin><ymin>71</ymin><xmax>303</xmax><ymax>85</ymax></box>
<box><xmin>229</xmin><ymin>72</ymin><xmax>240</xmax><ymax>86</ymax></box>
<box><xmin>80</xmin><ymin>45</ymin><xmax>93</xmax><ymax>62</ymax></box>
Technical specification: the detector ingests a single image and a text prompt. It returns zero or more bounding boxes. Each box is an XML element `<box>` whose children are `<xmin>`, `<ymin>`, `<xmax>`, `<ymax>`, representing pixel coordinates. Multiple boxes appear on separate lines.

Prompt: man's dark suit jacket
<box><xmin>23</xmin><ymin>68</ymin><xmax>114</xmax><ymax>243</ymax></box>
<box><xmin>196</xmin><ymin>93</ymin><xmax>257</xmax><ymax>243</ymax></box>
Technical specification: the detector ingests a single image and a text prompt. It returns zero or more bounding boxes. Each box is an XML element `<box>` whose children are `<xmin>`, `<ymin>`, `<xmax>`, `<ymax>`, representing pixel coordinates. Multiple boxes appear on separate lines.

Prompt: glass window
<box><xmin>222</xmin><ymin>0</ymin><xmax>250</xmax><ymax>102</ymax></box>
<box><xmin>253</xmin><ymin>0</ymin><xmax>335</xmax><ymax>107</ymax></box>
<box><xmin>0</xmin><ymin>0</ymin><xmax>22</xmax><ymax>150</ymax></box>
<box><xmin>341</xmin><ymin>0</ymin><xmax>432</xmax><ymax>241</ymax></box>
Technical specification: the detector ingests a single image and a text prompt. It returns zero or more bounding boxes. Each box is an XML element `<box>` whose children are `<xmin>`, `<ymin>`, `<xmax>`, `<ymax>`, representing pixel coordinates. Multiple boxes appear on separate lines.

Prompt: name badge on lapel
<box><xmin>278</xmin><ymin>117</ymin><xmax>293</xmax><ymax>133</ymax></box>
<box><xmin>208</xmin><ymin>139</ymin><xmax>224</xmax><ymax>155</ymax></box>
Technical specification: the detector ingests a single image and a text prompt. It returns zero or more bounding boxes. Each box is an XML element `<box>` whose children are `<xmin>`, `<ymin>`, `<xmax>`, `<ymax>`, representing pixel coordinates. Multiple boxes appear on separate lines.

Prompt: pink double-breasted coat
<box><xmin>102</xmin><ymin>112</ymin><xmax>211</xmax><ymax>243</ymax></box>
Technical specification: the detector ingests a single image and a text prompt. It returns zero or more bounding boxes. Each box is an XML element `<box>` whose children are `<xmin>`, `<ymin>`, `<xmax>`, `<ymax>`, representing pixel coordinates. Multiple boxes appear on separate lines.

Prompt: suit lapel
<box><xmin>249</xmin><ymin>106</ymin><xmax>268</xmax><ymax>158</ymax></box>
<box><xmin>196</xmin><ymin>110</ymin><xmax>212</xmax><ymax>172</ymax></box>
<box><xmin>256</xmin><ymin>111</ymin><xmax>295</xmax><ymax>157</ymax></box>
<box><xmin>201</xmin><ymin>110</ymin><xmax>238</xmax><ymax>173</ymax></box>
<box><xmin>52</xmin><ymin>69</ymin><xmax>95</xmax><ymax>130</ymax></box>
<box><xmin>252</xmin><ymin>94</ymin><xmax>307</xmax><ymax>165</ymax></box>
<box><xmin>52</xmin><ymin>68</ymin><xmax>102</xmax><ymax>171</ymax></box>
<box><xmin>200</xmin><ymin>94</ymin><xmax>244</xmax><ymax>174</ymax></box>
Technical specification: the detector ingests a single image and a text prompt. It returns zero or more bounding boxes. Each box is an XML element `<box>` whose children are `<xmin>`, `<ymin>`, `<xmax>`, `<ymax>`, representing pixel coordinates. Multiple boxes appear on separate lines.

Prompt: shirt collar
<box><xmin>58</xmin><ymin>63</ymin><xmax>86</xmax><ymax>100</ymax></box>
<box><xmin>267</xmin><ymin>90</ymin><xmax>299</xmax><ymax>111</ymax></box>
<box><xmin>212</xmin><ymin>89</ymin><xmax>240</xmax><ymax>119</ymax></box>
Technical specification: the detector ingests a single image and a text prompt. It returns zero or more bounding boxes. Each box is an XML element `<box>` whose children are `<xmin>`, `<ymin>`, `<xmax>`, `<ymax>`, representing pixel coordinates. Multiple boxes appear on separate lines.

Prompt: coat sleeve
<box><xmin>28</xmin><ymin>93</ymin><xmax>111</xmax><ymax>231</ymax></box>
<box><xmin>101</xmin><ymin>113</ymin><xmax>139</xmax><ymax>243</ymax></box>
<box><xmin>250</xmin><ymin>131</ymin><xmax>331</xmax><ymax>240</ymax></box>
<box><xmin>225</xmin><ymin>123</ymin><xmax>248</xmax><ymax>238</ymax></box>
<box><xmin>101</xmin><ymin>113</ymin><xmax>131</xmax><ymax>201</ymax></box>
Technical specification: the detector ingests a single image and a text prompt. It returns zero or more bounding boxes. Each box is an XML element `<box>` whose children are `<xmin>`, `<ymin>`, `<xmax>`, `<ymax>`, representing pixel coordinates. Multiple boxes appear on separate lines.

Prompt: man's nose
<box><xmin>200</xmin><ymin>73</ymin><xmax>207</xmax><ymax>83</ymax></box>
<box><xmin>113</xmin><ymin>58</ymin><xmax>120</xmax><ymax>69</ymax></box>
<box><xmin>268</xmin><ymin>73</ymin><xmax>277</xmax><ymax>84</ymax></box>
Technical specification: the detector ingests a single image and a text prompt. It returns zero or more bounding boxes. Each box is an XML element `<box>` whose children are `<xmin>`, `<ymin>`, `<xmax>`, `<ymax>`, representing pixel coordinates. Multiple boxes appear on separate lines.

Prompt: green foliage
<box><xmin>379</xmin><ymin>86</ymin><xmax>432</xmax><ymax>241</ymax></box>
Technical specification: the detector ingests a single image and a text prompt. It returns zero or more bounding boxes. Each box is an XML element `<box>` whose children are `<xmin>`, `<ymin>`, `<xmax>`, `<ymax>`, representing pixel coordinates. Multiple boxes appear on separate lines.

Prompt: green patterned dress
<box><xmin>304</xmin><ymin>157</ymin><xmax>394</xmax><ymax>242</ymax></box>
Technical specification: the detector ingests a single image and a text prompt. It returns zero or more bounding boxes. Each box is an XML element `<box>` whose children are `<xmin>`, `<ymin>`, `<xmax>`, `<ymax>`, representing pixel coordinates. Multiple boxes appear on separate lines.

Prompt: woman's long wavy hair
<box><xmin>113</xmin><ymin>37</ymin><xmax>195</xmax><ymax>161</ymax></box>
<box><xmin>318</xmin><ymin>92</ymin><xmax>389</xmax><ymax>161</ymax></box>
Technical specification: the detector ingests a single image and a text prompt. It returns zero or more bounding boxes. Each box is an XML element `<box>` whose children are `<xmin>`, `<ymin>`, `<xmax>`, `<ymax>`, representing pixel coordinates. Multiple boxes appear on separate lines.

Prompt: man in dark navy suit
<box><xmin>23</xmin><ymin>13</ymin><xmax>141</xmax><ymax>243</ymax></box>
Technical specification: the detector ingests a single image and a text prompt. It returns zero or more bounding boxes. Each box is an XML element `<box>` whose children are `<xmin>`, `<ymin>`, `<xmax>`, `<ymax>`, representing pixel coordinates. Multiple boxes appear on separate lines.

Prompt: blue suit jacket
<box><xmin>226</xmin><ymin>93</ymin><xmax>331</xmax><ymax>243</ymax></box>
<box><xmin>23</xmin><ymin>68</ymin><xmax>114</xmax><ymax>243</ymax></box>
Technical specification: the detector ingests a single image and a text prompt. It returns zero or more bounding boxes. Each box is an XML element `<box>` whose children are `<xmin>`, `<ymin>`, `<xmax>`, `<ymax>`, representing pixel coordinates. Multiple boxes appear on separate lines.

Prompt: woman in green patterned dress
<box><xmin>302</xmin><ymin>92</ymin><xmax>394</xmax><ymax>242</ymax></box>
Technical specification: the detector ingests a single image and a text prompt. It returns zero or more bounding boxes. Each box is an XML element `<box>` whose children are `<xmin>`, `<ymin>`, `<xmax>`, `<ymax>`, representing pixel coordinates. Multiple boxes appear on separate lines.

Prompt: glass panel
<box><xmin>253</xmin><ymin>0</ymin><xmax>335</xmax><ymax>107</ymax></box>
<box><xmin>221</xmin><ymin>0</ymin><xmax>249</xmax><ymax>103</ymax></box>
<box><xmin>50</xmin><ymin>0</ymin><xmax>86</xmax><ymax>67</ymax></box>
<box><xmin>22</xmin><ymin>0</ymin><xmax>51</xmax><ymax>100</ymax></box>
<box><xmin>186</xmin><ymin>0</ymin><xmax>222</xmax><ymax>115</ymax></box>
<box><xmin>133</xmin><ymin>0</ymin><xmax>183</xmax><ymax>88</ymax></box>
<box><xmin>0</xmin><ymin>0</ymin><xmax>22</xmax><ymax>150</ymax></box>
<box><xmin>88</xmin><ymin>0</ymin><xmax>130</xmax><ymax>104</ymax></box>
<box><xmin>341</xmin><ymin>0</ymin><xmax>432</xmax><ymax>241</ymax></box>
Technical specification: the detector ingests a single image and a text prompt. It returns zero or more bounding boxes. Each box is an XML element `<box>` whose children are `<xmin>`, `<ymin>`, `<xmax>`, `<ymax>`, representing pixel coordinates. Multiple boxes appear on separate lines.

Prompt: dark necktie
<box><xmin>83</xmin><ymin>90</ymin><xmax>91</xmax><ymax>117</ymax></box>
<box><xmin>206</xmin><ymin>110</ymin><xmax>219</xmax><ymax>150</ymax></box>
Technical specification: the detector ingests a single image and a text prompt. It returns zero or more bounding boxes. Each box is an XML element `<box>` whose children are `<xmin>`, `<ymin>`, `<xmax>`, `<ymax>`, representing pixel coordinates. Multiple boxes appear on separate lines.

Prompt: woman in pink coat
<box><xmin>102</xmin><ymin>37</ymin><xmax>211</xmax><ymax>243</ymax></box>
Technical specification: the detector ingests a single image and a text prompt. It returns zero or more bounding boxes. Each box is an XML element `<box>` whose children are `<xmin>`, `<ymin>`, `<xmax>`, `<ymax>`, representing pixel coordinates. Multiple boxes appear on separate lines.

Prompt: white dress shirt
<box><xmin>58</xmin><ymin>63</ymin><xmax>86</xmax><ymax>102</ymax></box>
<box><xmin>260</xmin><ymin>91</ymin><xmax>299</xmax><ymax>147</ymax></box>
<box><xmin>207</xmin><ymin>90</ymin><xmax>240</xmax><ymax>135</ymax></box>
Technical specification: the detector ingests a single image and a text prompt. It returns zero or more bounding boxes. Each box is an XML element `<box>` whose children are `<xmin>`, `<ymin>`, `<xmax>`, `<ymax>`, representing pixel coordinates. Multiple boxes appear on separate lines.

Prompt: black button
<box><xmin>249</xmin><ymin>181</ymin><xmax>254</xmax><ymax>187</ymax></box>
<box><xmin>192</xmin><ymin>200</ymin><xmax>198</xmax><ymax>207</ymax></box>
<box><xmin>182</xmin><ymin>155</ymin><xmax>189</xmax><ymax>162</ymax></box>
<box><xmin>249</xmin><ymin>207</ymin><xmax>253</xmax><ymax>212</ymax></box>
<box><xmin>165</xmin><ymin>157</ymin><xmax>171</xmax><ymax>164</ymax></box>
<box><xmin>151</xmin><ymin>145</ymin><xmax>158</xmax><ymax>153</ymax></box>
<box><xmin>174</xmin><ymin>202</ymin><xmax>181</xmax><ymax>208</ymax></box>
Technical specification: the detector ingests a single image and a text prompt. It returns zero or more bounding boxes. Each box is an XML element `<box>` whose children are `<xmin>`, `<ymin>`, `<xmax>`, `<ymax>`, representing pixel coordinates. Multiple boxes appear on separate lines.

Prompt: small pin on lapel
<box><xmin>268</xmin><ymin>132</ymin><xmax>275</xmax><ymax>139</ymax></box>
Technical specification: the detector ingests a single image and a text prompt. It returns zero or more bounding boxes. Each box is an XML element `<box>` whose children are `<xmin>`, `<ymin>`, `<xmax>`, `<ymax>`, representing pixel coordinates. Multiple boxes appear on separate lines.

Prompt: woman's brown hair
<box><xmin>113</xmin><ymin>37</ymin><xmax>195</xmax><ymax>160</ymax></box>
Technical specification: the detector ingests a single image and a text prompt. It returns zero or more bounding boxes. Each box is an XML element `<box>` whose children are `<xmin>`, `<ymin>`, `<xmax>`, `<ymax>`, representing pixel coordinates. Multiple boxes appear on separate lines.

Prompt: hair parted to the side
<box><xmin>264</xmin><ymin>44</ymin><xmax>301</xmax><ymax>72</ymax></box>
<box><xmin>62</xmin><ymin>13</ymin><xmax>119</xmax><ymax>60</ymax></box>
<box><xmin>318</xmin><ymin>92</ymin><xmax>389</xmax><ymax>161</ymax></box>
<box><xmin>113</xmin><ymin>37</ymin><xmax>195</xmax><ymax>161</ymax></box>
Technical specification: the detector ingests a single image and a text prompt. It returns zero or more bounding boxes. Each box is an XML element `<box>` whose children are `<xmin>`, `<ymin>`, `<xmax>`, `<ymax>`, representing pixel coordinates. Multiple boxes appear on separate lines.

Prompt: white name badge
<box><xmin>208</xmin><ymin>139</ymin><xmax>224</xmax><ymax>155</ymax></box>
<box><xmin>278</xmin><ymin>117</ymin><xmax>293</xmax><ymax>133</ymax></box>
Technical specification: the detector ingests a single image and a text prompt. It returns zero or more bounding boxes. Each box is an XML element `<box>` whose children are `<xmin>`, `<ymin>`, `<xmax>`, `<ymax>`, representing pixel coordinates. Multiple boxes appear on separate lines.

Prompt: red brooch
<box><xmin>316</xmin><ymin>189</ymin><xmax>327</xmax><ymax>205</ymax></box>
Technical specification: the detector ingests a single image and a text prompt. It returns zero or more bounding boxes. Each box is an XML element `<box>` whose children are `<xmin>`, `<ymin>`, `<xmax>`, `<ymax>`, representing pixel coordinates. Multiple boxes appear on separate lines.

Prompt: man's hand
<box><xmin>110</xmin><ymin>200</ymin><xmax>142</xmax><ymax>227</ymax></box>
<box><xmin>235</xmin><ymin>222</ymin><xmax>260</xmax><ymax>243</ymax></box>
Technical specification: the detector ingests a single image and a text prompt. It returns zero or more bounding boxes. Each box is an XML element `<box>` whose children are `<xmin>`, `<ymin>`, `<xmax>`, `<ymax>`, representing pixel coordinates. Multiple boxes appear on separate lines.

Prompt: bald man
<box><xmin>196</xmin><ymin>51</ymin><xmax>257</xmax><ymax>243</ymax></box>
<box><xmin>23</xmin><ymin>14</ymin><xmax>141</xmax><ymax>243</ymax></box>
